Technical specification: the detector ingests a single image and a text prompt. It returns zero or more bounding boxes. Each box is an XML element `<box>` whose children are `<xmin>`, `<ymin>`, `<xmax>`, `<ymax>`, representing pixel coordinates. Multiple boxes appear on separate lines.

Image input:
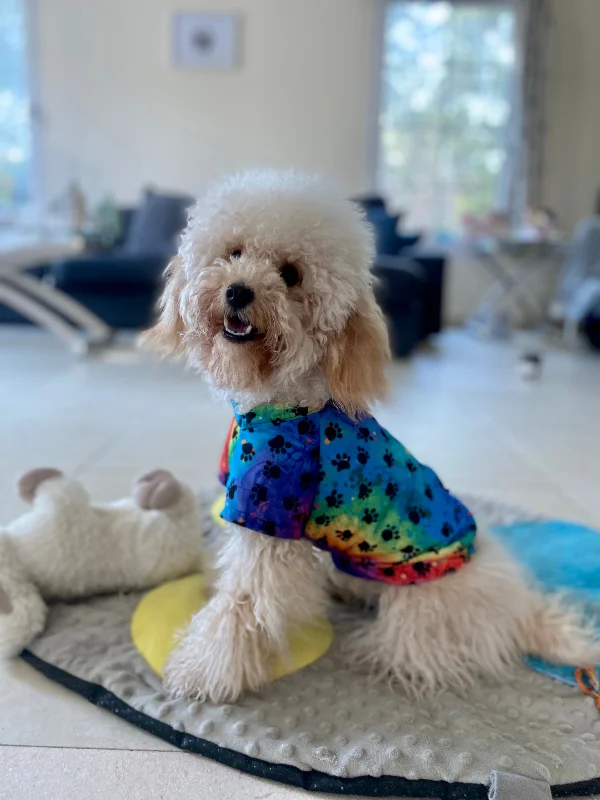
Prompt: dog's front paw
<box><xmin>164</xmin><ymin>597</ymin><xmax>271</xmax><ymax>703</ymax></box>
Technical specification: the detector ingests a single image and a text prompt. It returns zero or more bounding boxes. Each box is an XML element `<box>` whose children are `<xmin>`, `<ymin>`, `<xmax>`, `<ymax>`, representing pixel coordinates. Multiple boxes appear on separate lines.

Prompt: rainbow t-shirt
<box><xmin>219</xmin><ymin>402</ymin><xmax>477</xmax><ymax>585</ymax></box>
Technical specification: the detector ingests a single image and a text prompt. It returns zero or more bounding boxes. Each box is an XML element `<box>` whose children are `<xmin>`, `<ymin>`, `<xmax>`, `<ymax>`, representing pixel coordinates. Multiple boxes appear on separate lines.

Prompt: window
<box><xmin>378</xmin><ymin>1</ymin><xmax>517</xmax><ymax>238</ymax></box>
<box><xmin>0</xmin><ymin>0</ymin><xmax>35</xmax><ymax>215</ymax></box>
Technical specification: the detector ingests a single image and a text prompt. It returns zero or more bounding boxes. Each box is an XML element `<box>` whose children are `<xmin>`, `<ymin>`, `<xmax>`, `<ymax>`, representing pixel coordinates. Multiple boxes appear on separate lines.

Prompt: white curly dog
<box><xmin>144</xmin><ymin>169</ymin><xmax>600</xmax><ymax>703</ymax></box>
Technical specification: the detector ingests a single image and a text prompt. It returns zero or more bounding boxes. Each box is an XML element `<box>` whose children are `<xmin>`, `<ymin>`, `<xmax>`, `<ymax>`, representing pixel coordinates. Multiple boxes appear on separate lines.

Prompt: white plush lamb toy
<box><xmin>0</xmin><ymin>468</ymin><xmax>204</xmax><ymax>658</ymax></box>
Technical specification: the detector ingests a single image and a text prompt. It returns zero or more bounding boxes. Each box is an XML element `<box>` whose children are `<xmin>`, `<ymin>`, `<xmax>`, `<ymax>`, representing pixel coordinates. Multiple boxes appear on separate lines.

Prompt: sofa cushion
<box><xmin>352</xmin><ymin>195</ymin><xmax>387</xmax><ymax>213</ymax></box>
<box><xmin>123</xmin><ymin>192</ymin><xmax>191</xmax><ymax>256</ymax></box>
<box><xmin>366</xmin><ymin>209</ymin><xmax>401</xmax><ymax>255</ymax></box>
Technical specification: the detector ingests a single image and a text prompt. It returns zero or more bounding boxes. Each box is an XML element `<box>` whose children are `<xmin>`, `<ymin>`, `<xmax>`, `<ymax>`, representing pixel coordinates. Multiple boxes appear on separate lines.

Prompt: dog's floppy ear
<box><xmin>325</xmin><ymin>293</ymin><xmax>390</xmax><ymax>418</ymax></box>
<box><xmin>140</xmin><ymin>256</ymin><xmax>186</xmax><ymax>357</ymax></box>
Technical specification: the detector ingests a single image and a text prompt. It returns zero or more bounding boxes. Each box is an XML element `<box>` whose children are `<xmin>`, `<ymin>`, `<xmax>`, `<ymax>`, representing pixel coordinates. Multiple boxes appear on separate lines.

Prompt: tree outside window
<box><xmin>379</xmin><ymin>1</ymin><xmax>516</xmax><ymax>239</ymax></box>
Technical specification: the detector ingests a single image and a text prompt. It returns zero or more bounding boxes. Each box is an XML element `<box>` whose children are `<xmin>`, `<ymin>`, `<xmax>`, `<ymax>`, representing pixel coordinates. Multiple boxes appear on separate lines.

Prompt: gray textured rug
<box><xmin>24</xmin><ymin>494</ymin><xmax>600</xmax><ymax>795</ymax></box>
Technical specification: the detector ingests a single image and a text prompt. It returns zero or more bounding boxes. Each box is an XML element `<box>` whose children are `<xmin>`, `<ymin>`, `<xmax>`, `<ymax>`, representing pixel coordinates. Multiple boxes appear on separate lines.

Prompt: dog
<box><xmin>143</xmin><ymin>169</ymin><xmax>599</xmax><ymax>703</ymax></box>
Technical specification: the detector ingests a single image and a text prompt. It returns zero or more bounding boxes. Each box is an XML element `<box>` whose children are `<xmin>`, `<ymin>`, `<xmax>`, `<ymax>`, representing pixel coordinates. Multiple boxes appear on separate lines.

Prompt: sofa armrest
<box><xmin>376</xmin><ymin>251</ymin><xmax>445</xmax><ymax>336</ymax></box>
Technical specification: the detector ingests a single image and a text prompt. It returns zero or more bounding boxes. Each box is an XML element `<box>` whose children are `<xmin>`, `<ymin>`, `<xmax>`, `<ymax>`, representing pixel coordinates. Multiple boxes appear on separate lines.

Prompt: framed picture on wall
<box><xmin>172</xmin><ymin>12</ymin><xmax>240</xmax><ymax>69</ymax></box>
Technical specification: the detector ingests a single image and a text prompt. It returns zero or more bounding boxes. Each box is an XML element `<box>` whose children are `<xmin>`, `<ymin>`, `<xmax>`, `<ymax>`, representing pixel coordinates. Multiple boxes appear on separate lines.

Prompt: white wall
<box><xmin>35</xmin><ymin>0</ymin><xmax>600</xmax><ymax>323</ymax></box>
<box><xmin>37</xmin><ymin>0</ymin><xmax>379</xmax><ymax>205</ymax></box>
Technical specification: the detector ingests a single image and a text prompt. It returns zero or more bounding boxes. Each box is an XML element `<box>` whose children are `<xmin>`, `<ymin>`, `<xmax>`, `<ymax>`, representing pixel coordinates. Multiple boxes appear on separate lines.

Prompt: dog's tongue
<box><xmin>225</xmin><ymin>314</ymin><xmax>251</xmax><ymax>334</ymax></box>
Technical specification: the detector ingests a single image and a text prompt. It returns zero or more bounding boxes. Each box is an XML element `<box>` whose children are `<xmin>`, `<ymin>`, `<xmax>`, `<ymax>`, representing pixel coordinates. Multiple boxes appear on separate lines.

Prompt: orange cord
<box><xmin>575</xmin><ymin>667</ymin><xmax>600</xmax><ymax>712</ymax></box>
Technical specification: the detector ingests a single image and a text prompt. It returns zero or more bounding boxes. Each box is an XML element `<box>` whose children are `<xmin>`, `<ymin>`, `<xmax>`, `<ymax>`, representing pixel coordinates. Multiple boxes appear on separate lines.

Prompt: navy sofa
<box><xmin>0</xmin><ymin>191</ymin><xmax>192</xmax><ymax>329</ymax></box>
<box><xmin>354</xmin><ymin>196</ymin><xmax>446</xmax><ymax>357</ymax></box>
<box><xmin>1</xmin><ymin>191</ymin><xmax>444</xmax><ymax>357</ymax></box>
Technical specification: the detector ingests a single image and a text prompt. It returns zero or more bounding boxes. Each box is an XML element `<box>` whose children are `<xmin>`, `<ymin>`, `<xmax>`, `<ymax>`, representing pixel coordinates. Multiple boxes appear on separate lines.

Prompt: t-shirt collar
<box><xmin>232</xmin><ymin>401</ymin><xmax>324</xmax><ymax>428</ymax></box>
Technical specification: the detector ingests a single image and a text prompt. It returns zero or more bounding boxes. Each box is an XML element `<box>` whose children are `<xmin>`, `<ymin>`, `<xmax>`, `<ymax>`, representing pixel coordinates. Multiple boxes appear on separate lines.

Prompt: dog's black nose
<box><xmin>226</xmin><ymin>284</ymin><xmax>254</xmax><ymax>310</ymax></box>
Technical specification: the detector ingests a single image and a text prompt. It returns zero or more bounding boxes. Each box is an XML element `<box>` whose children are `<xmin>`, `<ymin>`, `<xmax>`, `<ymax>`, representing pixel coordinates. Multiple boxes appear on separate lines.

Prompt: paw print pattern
<box><xmin>268</xmin><ymin>434</ymin><xmax>291</xmax><ymax>454</ymax></box>
<box><xmin>241</xmin><ymin>441</ymin><xmax>255</xmax><ymax>462</ymax></box>
<box><xmin>242</xmin><ymin>411</ymin><xmax>256</xmax><ymax>430</ymax></box>
<box><xmin>261</xmin><ymin>520</ymin><xmax>276</xmax><ymax>536</ymax></box>
<box><xmin>297</xmin><ymin>418</ymin><xmax>317</xmax><ymax>436</ymax></box>
<box><xmin>356</xmin><ymin>446</ymin><xmax>369</xmax><ymax>465</ymax></box>
<box><xmin>362</xmin><ymin>508</ymin><xmax>379</xmax><ymax>524</ymax></box>
<box><xmin>223</xmin><ymin>405</ymin><xmax>474</xmax><ymax>582</ymax></box>
<box><xmin>412</xmin><ymin>561</ymin><xmax>431</xmax><ymax>577</ymax></box>
<box><xmin>408</xmin><ymin>506</ymin><xmax>426</xmax><ymax>525</ymax></box>
<box><xmin>401</xmin><ymin>544</ymin><xmax>421</xmax><ymax>556</ymax></box>
<box><xmin>331</xmin><ymin>453</ymin><xmax>351</xmax><ymax>472</ymax></box>
<box><xmin>283</xmin><ymin>495</ymin><xmax>300</xmax><ymax>512</ymax></box>
<box><xmin>324</xmin><ymin>422</ymin><xmax>343</xmax><ymax>442</ymax></box>
<box><xmin>293</xmin><ymin>406</ymin><xmax>309</xmax><ymax>417</ymax></box>
<box><xmin>381</xmin><ymin>526</ymin><xmax>399</xmax><ymax>542</ymax></box>
<box><xmin>299</xmin><ymin>471</ymin><xmax>314</xmax><ymax>490</ymax></box>
<box><xmin>385</xmin><ymin>481</ymin><xmax>398</xmax><ymax>499</ymax></box>
<box><xmin>263</xmin><ymin>461</ymin><xmax>281</xmax><ymax>479</ymax></box>
<box><xmin>325</xmin><ymin>490</ymin><xmax>343</xmax><ymax>508</ymax></box>
<box><xmin>358</xmin><ymin>481</ymin><xmax>373</xmax><ymax>500</ymax></box>
<box><xmin>250</xmin><ymin>484</ymin><xmax>268</xmax><ymax>506</ymax></box>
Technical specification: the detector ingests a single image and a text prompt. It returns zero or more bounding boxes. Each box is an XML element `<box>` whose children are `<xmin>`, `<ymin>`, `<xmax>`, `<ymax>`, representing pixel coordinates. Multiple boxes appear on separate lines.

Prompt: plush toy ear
<box><xmin>325</xmin><ymin>293</ymin><xmax>390</xmax><ymax>418</ymax></box>
<box><xmin>140</xmin><ymin>256</ymin><xmax>186</xmax><ymax>357</ymax></box>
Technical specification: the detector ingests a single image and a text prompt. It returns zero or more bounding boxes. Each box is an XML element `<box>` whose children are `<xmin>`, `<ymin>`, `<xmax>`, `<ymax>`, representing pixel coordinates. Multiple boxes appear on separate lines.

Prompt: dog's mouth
<box><xmin>223</xmin><ymin>314</ymin><xmax>258</xmax><ymax>343</ymax></box>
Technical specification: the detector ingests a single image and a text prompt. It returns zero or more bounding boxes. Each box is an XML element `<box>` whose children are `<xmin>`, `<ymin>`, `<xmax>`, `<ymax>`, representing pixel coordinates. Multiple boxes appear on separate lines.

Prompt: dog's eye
<box><xmin>280</xmin><ymin>263</ymin><xmax>300</xmax><ymax>288</ymax></box>
<box><xmin>229</xmin><ymin>249</ymin><xmax>242</xmax><ymax>259</ymax></box>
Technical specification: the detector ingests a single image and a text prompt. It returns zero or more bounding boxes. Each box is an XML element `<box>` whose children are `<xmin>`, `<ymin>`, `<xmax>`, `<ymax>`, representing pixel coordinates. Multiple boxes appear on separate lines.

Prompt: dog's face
<box><xmin>143</xmin><ymin>171</ymin><xmax>390</xmax><ymax>415</ymax></box>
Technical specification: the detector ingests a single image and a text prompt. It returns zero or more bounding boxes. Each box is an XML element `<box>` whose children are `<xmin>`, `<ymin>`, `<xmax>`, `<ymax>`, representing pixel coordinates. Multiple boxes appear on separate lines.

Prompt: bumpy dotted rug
<box><xmin>22</xmin><ymin>494</ymin><xmax>600</xmax><ymax>798</ymax></box>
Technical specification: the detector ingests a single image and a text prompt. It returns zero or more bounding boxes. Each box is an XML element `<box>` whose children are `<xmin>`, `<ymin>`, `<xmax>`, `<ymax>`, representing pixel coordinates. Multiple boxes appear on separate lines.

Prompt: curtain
<box><xmin>507</xmin><ymin>0</ymin><xmax>551</xmax><ymax>222</ymax></box>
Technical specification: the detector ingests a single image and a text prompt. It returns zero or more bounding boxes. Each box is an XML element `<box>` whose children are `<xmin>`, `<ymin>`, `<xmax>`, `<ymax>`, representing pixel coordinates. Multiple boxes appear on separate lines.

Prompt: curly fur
<box><xmin>144</xmin><ymin>169</ymin><xmax>600</xmax><ymax>703</ymax></box>
<box><xmin>142</xmin><ymin>170</ymin><xmax>389</xmax><ymax>416</ymax></box>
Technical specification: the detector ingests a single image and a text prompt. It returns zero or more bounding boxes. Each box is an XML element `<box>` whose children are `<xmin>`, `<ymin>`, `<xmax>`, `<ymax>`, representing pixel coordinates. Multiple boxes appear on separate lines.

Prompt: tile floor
<box><xmin>1</xmin><ymin>327</ymin><xmax>599</xmax><ymax>799</ymax></box>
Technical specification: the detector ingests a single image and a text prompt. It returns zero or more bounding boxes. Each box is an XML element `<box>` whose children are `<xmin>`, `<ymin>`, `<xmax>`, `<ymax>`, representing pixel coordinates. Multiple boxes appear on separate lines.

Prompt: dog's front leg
<box><xmin>164</xmin><ymin>523</ymin><xmax>327</xmax><ymax>703</ymax></box>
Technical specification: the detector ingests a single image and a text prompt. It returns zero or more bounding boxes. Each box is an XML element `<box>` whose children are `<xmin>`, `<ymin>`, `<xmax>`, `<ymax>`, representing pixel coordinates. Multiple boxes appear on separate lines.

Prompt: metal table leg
<box><xmin>4</xmin><ymin>272</ymin><xmax>112</xmax><ymax>345</ymax></box>
<box><xmin>0</xmin><ymin>281</ymin><xmax>91</xmax><ymax>355</ymax></box>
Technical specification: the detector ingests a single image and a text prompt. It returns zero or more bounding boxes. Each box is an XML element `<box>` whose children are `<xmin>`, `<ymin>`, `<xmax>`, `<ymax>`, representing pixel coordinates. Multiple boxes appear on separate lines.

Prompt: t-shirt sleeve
<box><xmin>220</xmin><ymin>418</ymin><xmax>319</xmax><ymax>540</ymax></box>
<box><xmin>219</xmin><ymin>418</ymin><xmax>239</xmax><ymax>486</ymax></box>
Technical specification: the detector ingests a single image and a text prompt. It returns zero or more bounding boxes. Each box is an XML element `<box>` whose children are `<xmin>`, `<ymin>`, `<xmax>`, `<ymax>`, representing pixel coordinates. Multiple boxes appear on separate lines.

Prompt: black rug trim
<box><xmin>21</xmin><ymin>651</ymin><xmax>600</xmax><ymax>798</ymax></box>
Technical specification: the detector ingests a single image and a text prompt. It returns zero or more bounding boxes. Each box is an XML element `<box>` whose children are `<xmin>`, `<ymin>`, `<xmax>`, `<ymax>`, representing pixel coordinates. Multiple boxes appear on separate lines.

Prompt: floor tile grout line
<box><xmin>71</xmin><ymin>430</ymin><xmax>132</xmax><ymax>478</ymax></box>
<box><xmin>0</xmin><ymin>743</ymin><xmax>179</xmax><ymax>754</ymax></box>
<box><xmin>495</xmin><ymin>426</ymin><xmax>597</xmax><ymax>525</ymax></box>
